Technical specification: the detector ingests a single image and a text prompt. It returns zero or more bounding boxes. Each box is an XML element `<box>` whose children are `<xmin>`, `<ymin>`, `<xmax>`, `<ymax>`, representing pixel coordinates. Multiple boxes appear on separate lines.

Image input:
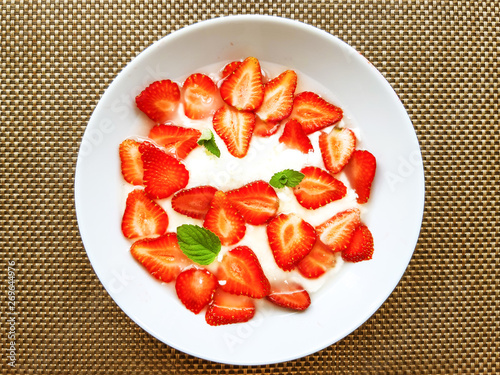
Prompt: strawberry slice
<box><xmin>135</xmin><ymin>80</ymin><xmax>180</xmax><ymax>123</ymax></box>
<box><xmin>205</xmin><ymin>289</ymin><xmax>256</xmax><ymax>326</ymax></box>
<box><xmin>278</xmin><ymin>119</ymin><xmax>313</xmax><ymax>154</ymax></box>
<box><xmin>226</xmin><ymin>180</ymin><xmax>279</xmax><ymax>225</ymax></box>
<box><xmin>119</xmin><ymin>139</ymin><xmax>143</xmax><ymax>185</ymax></box>
<box><xmin>212</xmin><ymin>105</ymin><xmax>255</xmax><ymax>158</ymax></box>
<box><xmin>175</xmin><ymin>267</ymin><xmax>218</xmax><ymax>314</ymax></box>
<box><xmin>182</xmin><ymin>73</ymin><xmax>223</xmax><ymax>119</ymax></box>
<box><xmin>121</xmin><ymin>189</ymin><xmax>169</xmax><ymax>239</ymax></box>
<box><xmin>253</xmin><ymin>117</ymin><xmax>281</xmax><ymax>137</ymax></box>
<box><xmin>290</xmin><ymin>91</ymin><xmax>343</xmax><ymax>135</ymax></box>
<box><xmin>219</xmin><ymin>56</ymin><xmax>264</xmax><ymax>111</ymax></box>
<box><xmin>203</xmin><ymin>191</ymin><xmax>246</xmax><ymax>246</ymax></box>
<box><xmin>319</xmin><ymin>127</ymin><xmax>356</xmax><ymax>174</ymax></box>
<box><xmin>266</xmin><ymin>213</ymin><xmax>316</xmax><ymax>271</ymax></box>
<box><xmin>148</xmin><ymin>124</ymin><xmax>201</xmax><ymax>159</ymax></box>
<box><xmin>217</xmin><ymin>246</ymin><xmax>271</xmax><ymax>298</ymax></box>
<box><xmin>220</xmin><ymin>61</ymin><xmax>242</xmax><ymax>79</ymax></box>
<box><xmin>297</xmin><ymin>240</ymin><xmax>337</xmax><ymax>279</ymax></box>
<box><xmin>293</xmin><ymin>166</ymin><xmax>347</xmax><ymax>209</ymax></box>
<box><xmin>171</xmin><ymin>185</ymin><xmax>218</xmax><ymax>220</ymax></box>
<box><xmin>130</xmin><ymin>233</ymin><xmax>191</xmax><ymax>282</ymax></box>
<box><xmin>267</xmin><ymin>281</ymin><xmax>311</xmax><ymax>311</ymax></box>
<box><xmin>344</xmin><ymin>150</ymin><xmax>377</xmax><ymax>204</ymax></box>
<box><xmin>341</xmin><ymin>224</ymin><xmax>374</xmax><ymax>262</ymax></box>
<box><xmin>256</xmin><ymin>70</ymin><xmax>297</xmax><ymax>122</ymax></box>
<box><xmin>316</xmin><ymin>208</ymin><xmax>361</xmax><ymax>252</ymax></box>
<box><xmin>139</xmin><ymin>142</ymin><xmax>189</xmax><ymax>199</ymax></box>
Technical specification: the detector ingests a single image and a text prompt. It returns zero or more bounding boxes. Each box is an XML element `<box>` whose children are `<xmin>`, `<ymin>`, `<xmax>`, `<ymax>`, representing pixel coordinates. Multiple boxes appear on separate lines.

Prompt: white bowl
<box><xmin>74</xmin><ymin>15</ymin><xmax>425</xmax><ymax>365</ymax></box>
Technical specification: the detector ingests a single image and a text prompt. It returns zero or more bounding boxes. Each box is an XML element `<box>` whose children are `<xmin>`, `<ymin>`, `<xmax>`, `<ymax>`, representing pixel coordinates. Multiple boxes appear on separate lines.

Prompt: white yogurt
<box><xmin>124</xmin><ymin>60</ymin><xmax>369</xmax><ymax>293</ymax></box>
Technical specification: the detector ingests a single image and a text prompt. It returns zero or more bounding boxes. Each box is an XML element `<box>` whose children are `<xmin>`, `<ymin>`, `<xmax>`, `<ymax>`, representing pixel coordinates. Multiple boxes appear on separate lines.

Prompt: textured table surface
<box><xmin>0</xmin><ymin>1</ymin><xmax>498</xmax><ymax>374</ymax></box>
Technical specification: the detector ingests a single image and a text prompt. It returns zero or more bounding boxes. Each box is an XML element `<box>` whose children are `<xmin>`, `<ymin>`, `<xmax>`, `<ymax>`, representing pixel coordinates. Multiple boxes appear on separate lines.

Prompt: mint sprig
<box><xmin>197</xmin><ymin>129</ymin><xmax>221</xmax><ymax>158</ymax></box>
<box><xmin>269</xmin><ymin>169</ymin><xmax>305</xmax><ymax>188</ymax></box>
<box><xmin>176</xmin><ymin>224</ymin><xmax>221</xmax><ymax>265</ymax></box>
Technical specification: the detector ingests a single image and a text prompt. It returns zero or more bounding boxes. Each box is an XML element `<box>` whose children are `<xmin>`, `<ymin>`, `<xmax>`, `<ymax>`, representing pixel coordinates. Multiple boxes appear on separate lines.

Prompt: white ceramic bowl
<box><xmin>74</xmin><ymin>15</ymin><xmax>424</xmax><ymax>365</ymax></box>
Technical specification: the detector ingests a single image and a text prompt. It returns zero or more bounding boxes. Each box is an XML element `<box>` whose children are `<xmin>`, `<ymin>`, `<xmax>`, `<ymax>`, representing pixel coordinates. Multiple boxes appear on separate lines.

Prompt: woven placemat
<box><xmin>1</xmin><ymin>1</ymin><xmax>498</xmax><ymax>374</ymax></box>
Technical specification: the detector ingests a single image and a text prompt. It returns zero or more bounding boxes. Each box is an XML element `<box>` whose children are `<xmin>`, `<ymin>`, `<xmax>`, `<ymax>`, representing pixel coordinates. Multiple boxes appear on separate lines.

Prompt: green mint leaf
<box><xmin>197</xmin><ymin>129</ymin><xmax>221</xmax><ymax>158</ymax></box>
<box><xmin>176</xmin><ymin>224</ymin><xmax>221</xmax><ymax>265</ymax></box>
<box><xmin>269</xmin><ymin>169</ymin><xmax>305</xmax><ymax>188</ymax></box>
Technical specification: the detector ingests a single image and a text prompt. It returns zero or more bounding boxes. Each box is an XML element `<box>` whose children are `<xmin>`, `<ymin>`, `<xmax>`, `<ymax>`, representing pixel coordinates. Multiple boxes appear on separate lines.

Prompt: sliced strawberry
<box><xmin>220</xmin><ymin>61</ymin><xmax>242</xmax><ymax>79</ymax></box>
<box><xmin>212</xmin><ymin>105</ymin><xmax>255</xmax><ymax>158</ymax></box>
<box><xmin>266</xmin><ymin>213</ymin><xmax>316</xmax><ymax>271</ymax></box>
<box><xmin>119</xmin><ymin>139</ymin><xmax>143</xmax><ymax>185</ymax></box>
<box><xmin>171</xmin><ymin>185</ymin><xmax>218</xmax><ymax>220</ymax></box>
<box><xmin>316</xmin><ymin>208</ymin><xmax>361</xmax><ymax>253</ymax></box>
<box><xmin>203</xmin><ymin>191</ymin><xmax>246</xmax><ymax>246</ymax></box>
<box><xmin>148</xmin><ymin>124</ymin><xmax>201</xmax><ymax>159</ymax></box>
<box><xmin>319</xmin><ymin>127</ymin><xmax>356</xmax><ymax>174</ymax></box>
<box><xmin>205</xmin><ymin>289</ymin><xmax>256</xmax><ymax>326</ymax></box>
<box><xmin>293</xmin><ymin>166</ymin><xmax>347</xmax><ymax>209</ymax></box>
<box><xmin>219</xmin><ymin>56</ymin><xmax>264</xmax><ymax>111</ymax></box>
<box><xmin>290</xmin><ymin>91</ymin><xmax>343</xmax><ymax>135</ymax></box>
<box><xmin>135</xmin><ymin>80</ymin><xmax>180</xmax><ymax>123</ymax></box>
<box><xmin>139</xmin><ymin>142</ymin><xmax>189</xmax><ymax>199</ymax></box>
<box><xmin>130</xmin><ymin>233</ymin><xmax>191</xmax><ymax>282</ymax></box>
<box><xmin>278</xmin><ymin>119</ymin><xmax>313</xmax><ymax>154</ymax></box>
<box><xmin>344</xmin><ymin>150</ymin><xmax>376</xmax><ymax>204</ymax></box>
<box><xmin>121</xmin><ymin>189</ymin><xmax>169</xmax><ymax>239</ymax></box>
<box><xmin>297</xmin><ymin>240</ymin><xmax>337</xmax><ymax>279</ymax></box>
<box><xmin>226</xmin><ymin>180</ymin><xmax>279</xmax><ymax>225</ymax></box>
<box><xmin>182</xmin><ymin>73</ymin><xmax>223</xmax><ymax>119</ymax></box>
<box><xmin>175</xmin><ymin>267</ymin><xmax>218</xmax><ymax>314</ymax></box>
<box><xmin>256</xmin><ymin>70</ymin><xmax>297</xmax><ymax>122</ymax></box>
<box><xmin>253</xmin><ymin>117</ymin><xmax>281</xmax><ymax>137</ymax></box>
<box><xmin>267</xmin><ymin>281</ymin><xmax>311</xmax><ymax>311</ymax></box>
<box><xmin>342</xmin><ymin>224</ymin><xmax>374</xmax><ymax>262</ymax></box>
<box><xmin>217</xmin><ymin>246</ymin><xmax>270</xmax><ymax>298</ymax></box>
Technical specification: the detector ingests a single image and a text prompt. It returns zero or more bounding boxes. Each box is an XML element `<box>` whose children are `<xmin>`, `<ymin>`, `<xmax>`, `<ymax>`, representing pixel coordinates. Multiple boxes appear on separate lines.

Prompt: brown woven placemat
<box><xmin>1</xmin><ymin>1</ymin><xmax>498</xmax><ymax>374</ymax></box>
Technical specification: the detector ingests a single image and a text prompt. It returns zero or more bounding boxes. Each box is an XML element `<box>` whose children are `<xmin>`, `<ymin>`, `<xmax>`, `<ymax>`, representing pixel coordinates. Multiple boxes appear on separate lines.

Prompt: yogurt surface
<box><xmin>122</xmin><ymin>60</ymin><xmax>369</xmax><ymax>293</ymax></box>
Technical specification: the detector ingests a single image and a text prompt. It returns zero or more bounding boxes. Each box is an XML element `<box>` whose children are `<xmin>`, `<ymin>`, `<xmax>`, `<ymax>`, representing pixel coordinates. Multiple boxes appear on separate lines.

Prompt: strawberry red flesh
<box><xmin>205</xmin><ymin>289</ymin><xmax>256</xmax><ymax>326</ymax></box>
<box><xmin>315</xmin><ymin>208</ymin><xmax>361</xmax><ymax>253</ymax></box>
<box><xmin>342</xmin><ymin>224</ymin><xmax>374</xmax><ymax>262</ymax></box>
<box><xmin>219</xmin><ymin>56</ymin><xmax>264</xmax><ymax>111</ymax></box>
<box><xmin>344</xmin><ymin>150</ymin><xmax>376</xmax><ymax>204</ymax></box>
<box><xmin>130</xmin><ymin>233</ymin><xmax>191</xmax><ymax>282</ymax></box>
<box><xmin>220</xmin><ymin>61</ymin><xmax>242</xmax><ymax>79</ymax></box>
<box><xmin>267</xmin><ymin>281</ymin><xmax>311</xmax><ymax>311</ymax></box>
<box><xmin>182</xmin><ymin>73</ymin><xmax>223</xmax><ymax>119</ymax></box>
<box><xmin>319</xmin><ymin>127</ymin><xmax>356</xmax><ymax>174</ymax></box>
<box><xmin>119</xmin><ymin>139</ymin><xmax>144</xmax><ymax>185</ymax></box>
<box><xmin>135</xmin><ymin>80</ymin><xmax>180</xmax><ymax>123</ymax></box>
<box><xmin>226</xmin><ymin>180</ymin><xmax>279</xmax><ymax>225</ymax></box>
<box><xmin>175</xmin><ymin>267</ymin><xmax>218</xmax><ymax>314</ymax></box>
<box><xmin>290</xmin><ymin>91</ymin><xmax>343</xmax><ymax>135</ymax></box>
<box><xmin>266</xmin><ymin>213</ymin><xmax>316</xmax><ymax>271</ymax></box>
<box><xmin>121</xmin><ymin>189</ymin><xmax>169</xmax><ymax>239</ymax></box>
<box><xmin>256</xmin><ymin>70</ymin><xmax>297</xmax><ymax>122</ymax></box>
<box><xmin>203</xmin><ymin>191</ymin><xmax>246</xmax><ymax>246</ymax></box>
<box><xmin>253</xmin><ymin>117</ymin><xmax>281</xmax><ymax>137</ymax></box>
<box><xmin>171</xmin><ymin>185</ymin><xmax>217</xmax><ymax>220</ymax></box>
<box><xmin>279</xmin><ymin>119</ymin><xmax>314</xmax><ymax>154</ymax></box>
<box><xmin>293</xmin><ymin>166</ymin><xmax>347</xmax><ymax>209</ymax></box>
<box><xmin>217</xmin><ymin>246</ymin><xmax>271</xmax><ymax>298</ymax></box>
<box><xmin>139</xmin><ymin>142</ymin><xmax>189</xmax><ymax>199</ymax></box>
<box><xmin>297</xmin><ymin>240</ymin><xmax>337</xmax><ymax>279</ymax></box>
<box><xmin>213</xmin><ymin>105</ymin><xmax>255</xmax><ymax>158</ymax></box>
<box><xmin>148</xmin><ymin>124</ymin><xmax>201</xmax><ymax>160</ymax></box>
